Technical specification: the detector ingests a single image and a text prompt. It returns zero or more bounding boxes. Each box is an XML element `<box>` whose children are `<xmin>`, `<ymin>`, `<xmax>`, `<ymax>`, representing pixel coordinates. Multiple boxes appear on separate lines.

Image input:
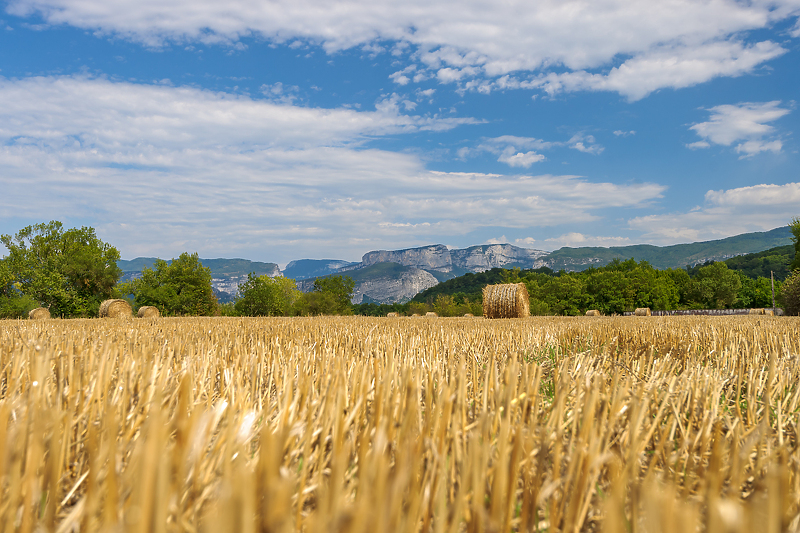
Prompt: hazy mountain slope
<box><xmin>283</xmin><ymin>259</ymin><xmax>358</xmax><ymax>280</ymax></box>
<box><xmin>544</xmin><ymin>226</ymin><xmax>792</xmax><ymax>271</ymax></box>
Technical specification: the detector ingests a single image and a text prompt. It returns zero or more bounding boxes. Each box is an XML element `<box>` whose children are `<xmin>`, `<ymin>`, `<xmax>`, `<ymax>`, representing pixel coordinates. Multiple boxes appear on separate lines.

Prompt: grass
<box><xmin>0</xmin><ymin>315</ymin><xmax>799</xmax><ymax>531</ymax></box>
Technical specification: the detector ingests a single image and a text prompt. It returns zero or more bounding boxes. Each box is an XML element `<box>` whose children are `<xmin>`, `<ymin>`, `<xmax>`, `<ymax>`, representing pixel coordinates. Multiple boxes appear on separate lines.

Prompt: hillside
<box><xmin>283</xmin><ymin>259</ymin><xmax>358</xmax><ymax>280</ymax></box>
<box><xmin>544</xmin><ymin>226</ymin><xmax>792</xmax><ymax>271</ymax></box>
<box><xmin>722</xmin><ymin>244</ymin><xmax>795</xmax><ymax>281</ymax></box>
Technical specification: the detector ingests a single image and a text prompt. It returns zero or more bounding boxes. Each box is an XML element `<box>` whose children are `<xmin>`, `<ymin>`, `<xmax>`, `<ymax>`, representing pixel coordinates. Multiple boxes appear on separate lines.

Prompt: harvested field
<box><xmin>1</xmin><ymin>315</ymin><xmax>800</xmax><ymax>532</ymax></box>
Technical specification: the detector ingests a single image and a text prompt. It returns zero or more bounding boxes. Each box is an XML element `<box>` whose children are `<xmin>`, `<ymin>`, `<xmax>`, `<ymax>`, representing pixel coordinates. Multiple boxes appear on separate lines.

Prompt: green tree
<box><xmin>685</xmin><ymin>262</ymin><xmax>742</xmax><ymax>309</ymax></box>
<box><xmin>234</xmin><ymin>274</ymin><xmax>300</xmax><ymax>316</ymax></box>
<box><xmin>790</xmin><ymin>217</ymin><xmax>800</xmax><ymax>272</ymax></box>
<box><xmin>294</xmin><ymin>275</ymin><xmax>355</xmax><ymax>316</ymax></box>
<box><xmin>779</xmin><ymin>270</ymin><xmax>800</xmax><ymax>316</ymax></box>
<box><xmin>735</xmin><ymin>273</ymin><xmax>778</xmax><ymax>308</ymax></box>
<box><xmin>121</xmin><ymin>252</ymin><xmax>217</xmax><ymax>316</ymax></box>
<box><xmin>0</xmin><ymin>221</ymin><xmax>122</xmax><ymax>317</ymax></box>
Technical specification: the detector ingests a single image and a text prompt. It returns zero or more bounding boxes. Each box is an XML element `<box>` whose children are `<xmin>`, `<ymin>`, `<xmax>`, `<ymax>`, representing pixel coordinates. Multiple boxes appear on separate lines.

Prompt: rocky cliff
<box><xmin>350</xmin><ymin>267</ymin><xmax>439</xmax><ymax>304</ymax></box>
<box><xmin>360</xmin><ymin>243</ymin><xmax>547</xmax><ymax>273</ymax></box>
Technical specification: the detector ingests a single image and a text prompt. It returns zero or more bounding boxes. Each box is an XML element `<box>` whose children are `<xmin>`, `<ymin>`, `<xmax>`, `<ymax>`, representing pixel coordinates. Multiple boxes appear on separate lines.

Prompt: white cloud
<box><xmin>7</xmin><ymin>0</ymin><xmax>799</xmax><ymax>99</ymax></box>
<box><xmin>686</xmin><ymin>141</ymin><xmax>711</xmax><ymax>149</ymax></box>
<box><xmin>529</xmin><ymin>40</ymin><xmax>787</xmax><ymax>101</ymax></box>
<box><xmin>689</xmin><ymin>101</ymin><xmax>790</xmax><ymax>157</ymax></box>
<box><xmin>0</xmin><ymin>75</ymin><xmax>667</xmax><ymax>262</ymax></box>
<box><xmin>516</xmin><ymin>233</ymin><xmax>632</xmax><ymax>250</ymax></box>
<box><xmin>627</xmin><ymin>182</ymin><xmax>800</xmax><ymax>245</ymax></box>
<box><xmin>568</xmin><ymin>134</ymin><xmax>604</xmax><ymax>154</ymax></box>
<box><xmin>497</xmin><ymin>149</ymin><xmax>545</xmax><ymax>168</ymax></box>
<box><xmin>472</xmin><ymin>134</ymin><xmax>603</xmax><ymax>167</ymax></box>
<box><xmin>613</xmin><ymin>130</ymin><xmax>635</xmax><ymax>137</ymax></box>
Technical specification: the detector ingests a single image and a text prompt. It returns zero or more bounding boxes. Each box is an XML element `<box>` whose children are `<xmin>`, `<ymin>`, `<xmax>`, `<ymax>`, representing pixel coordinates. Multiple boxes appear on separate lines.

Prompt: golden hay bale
<box><xmin>482</xmin><ymin>283</ymin><xmax>530</xmax><ymax>319</ymax></box>
<box><xmin>28</xmin><ymin>307</ymin><xmax>50</xmax><ymax>320</ymax></box>
<box><xmin>99</xmin><ymin>299</ymin><xmax>132</xmax><ymax>318</ymax></box>
<box><xmin>386</xmin><ymin>312</ymin><xmax>399</xmax><ymax>317</ymax></box>
<box><xmin>464</xmin><ymin>313</ymin><xmax>474</xmax><ymax>317</ymax></box>
<box><xmin>634</xmin><ymin>307</ymin><xmax>651</xmax><ymax>316</ymax></box>
<box><xmin>425</xmin><ymin>312</ymin><xmax>438</xmax><ymax>317</ymax></box>
<box><xmin>137</xmin><ymin>306</ymin><xmax>160</xmax><ymax>318</ymax></box>
<box><xmin>411</xmin><ymin>313</ymin><xmax>421</xmax><ymax>317</ymax></box>
<box><xmin>749</xmin><ymin>308</ymin><xmax>766</xmax><ymax>315</ymax></box>
<box><xmin>586</xmin><ymin>309</ymin><xmax>601</xmax><ymax>317</ymax></box>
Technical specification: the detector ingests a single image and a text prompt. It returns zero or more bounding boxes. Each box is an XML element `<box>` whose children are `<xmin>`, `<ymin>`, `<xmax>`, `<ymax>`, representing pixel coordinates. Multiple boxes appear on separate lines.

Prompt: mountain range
<box><xmin>117</xmin><ymin>226</ymin><xmax>794</xmax><ymax>304</ymax></box>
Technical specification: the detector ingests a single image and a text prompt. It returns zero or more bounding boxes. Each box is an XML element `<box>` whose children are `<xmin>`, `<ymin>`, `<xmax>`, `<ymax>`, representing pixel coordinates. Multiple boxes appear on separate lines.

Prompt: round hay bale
<box><xmin>634</xmin><ymin>307</ymin><xmax>651</xmax><ymax>317</ymax></box>
<box><xmin>386</xmin><ymin>312</ymin><xmax>399</xmax><ymax>317</ymax></box>
<box><xmin>137</xmin><ymin>305</ymin><xmax>160</xmax><ymax>318</ymax></box>
<box><xmin>425</xmin><ymin>312</ymin><xmax>438</xmax><ymax>317</ymax></box>
<box><xmin>748</xmin><ymin>308</ymin><xmax>765</xmax><ymax>315</ymax></box>
<box><xmin>28</xmin><ymin>307</ymin><xmax>50</xmax><ymax>320</ymax></box>
<box><xmin>585</xmin><ymin>309</ymin><xmax>601</xmax><ymax>317</ymax></box>
<box><xmin>482</xmin><ymin>283</ymin><xmax>530</xmax><ymax>319</ymax></box>
<box><xmin>99</xmin><ymin>299</ymin><xmax>132</xmax><ymax>318</ymax></box>
<box><xmin>411</xmin><ymin>313</ymin><xmax>421</xmax><ymax>317</ymax></box>
<box><xmin>464</xmin><ymin>313</ymin><xmax>474</xmax><ymax>317</ymax></box>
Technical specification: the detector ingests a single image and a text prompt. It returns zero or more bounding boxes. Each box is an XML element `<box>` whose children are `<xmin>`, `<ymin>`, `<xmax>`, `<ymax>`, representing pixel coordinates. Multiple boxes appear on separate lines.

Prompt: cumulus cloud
<box><xmin>689</xmin><ymin>101</ymin><xmax>790</xmax><ymax>157</ymax></box>
<box><xmin>0</xmin><ymin>75</ymin><xmax>666</xmax><ymax>262</ymax></box>
<box><xmin>613</xmin><ymin>130</ymin><xmax>635</xmax><ymax>137</ymax></box>
<box><xmin>627</xmin><ymin>182</ymin><xmax>800</xmax><ymax>244</ymax></box>
<box><xmin>6</xmin><ymin>0</ymin><xmax>799</xmax><ymax>99</ymax></box>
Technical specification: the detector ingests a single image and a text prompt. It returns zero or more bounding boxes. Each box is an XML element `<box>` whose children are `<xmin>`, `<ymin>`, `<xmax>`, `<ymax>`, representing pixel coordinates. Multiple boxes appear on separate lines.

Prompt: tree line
<box><xmin>2</xmin><ymin>219</ymin><xmax>799</xmax><ymax>318</ymax></box>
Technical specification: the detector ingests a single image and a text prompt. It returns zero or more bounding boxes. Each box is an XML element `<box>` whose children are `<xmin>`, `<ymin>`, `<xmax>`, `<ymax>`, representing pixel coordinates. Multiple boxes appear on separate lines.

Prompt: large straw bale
<box><xmin>137</xmin><ymin>306</ymin><xmax>160</xmax><ymax>318</ymax></box>
<box><xmin>386</xmin><ymin>312</ymin><xmax>399</xmax><ymax>317</ymax></box>
<box><xmin>749</xmin><ymin>308</ymin><xmax>769</xmax><ymax>315</ymax></box>
<box><xmin>634</xmin><ymin>307</ymin><xmax>652</xmax><ymax>316</ymax></box>
<box><xmin>425</xmin><ymin>312</ymin><xmax>438</xmax><ymax>318</ymax></box>
<box><xmin>482</xmin><ymin>283</ymin><xmax>530</xmax><ymax>319</ymax></box>
<box><xmin>99</xmin><ymin>299</ymin><xmax>132</xmax><ymax>318</ymax></box>
<box><xmin>586</xmin><ymin>309</ymin><xmax>601</xmax><ymax>317</ymax></box>
<box><xmin>28</xmin><ymin>307</ymin><xmax>50</xmax><ymax>320</ymax></box>
<box><xmin>464</xmin><ymin>313</ymin><xmax>474</xmax><ymax>317</ymax></box>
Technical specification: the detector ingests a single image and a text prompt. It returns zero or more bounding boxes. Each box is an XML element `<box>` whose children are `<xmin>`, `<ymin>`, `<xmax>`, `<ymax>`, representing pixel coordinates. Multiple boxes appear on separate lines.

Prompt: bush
<box><xmin>0</xmin><ymin>294</ymin><xmax>40</xmax><ymax>319</ymax></box>
<box><xmin>779</xmin><ymin>270</ymin><xmax>800</xmax><ymax>316</ymax></box>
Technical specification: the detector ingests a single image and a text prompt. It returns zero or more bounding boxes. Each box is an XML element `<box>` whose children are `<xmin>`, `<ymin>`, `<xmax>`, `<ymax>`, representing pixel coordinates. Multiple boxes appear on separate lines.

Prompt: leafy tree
<box><xmin>294</xmin><ymin>275</ymin><xmax>355</xmax><ymax>316</ymax></box>
<box><xmin>779</xmin><ymin>269</ymin><xmax>800</xmax><ymax>316</ymax></box>
<box><xmin>121</xmin><ymin>252</ymin><xmax>217</xmax><ymax>316</ymax></box>
<box><xmin>684</xmin><ymin>262</ymin><xmax>741</xmax><ymax>309</ymax></box>
<box><xmin>234</xmin><ymin>274</ymin><xmax>300</xmax><ymax>316</ymax></box>
<box><xmin>0</xmin><ymin>221</ymin><xmax>122</xmax><ymax>317</ymax></box>
<box><xmin>735</xmin><ymin>273</ymin><xmax>778</xmax><ymax>308</ymax></box>
<box><xmin>791</xmin><ymin>217</ymin><xmax>800</xmax><ymax>272</ymax></box>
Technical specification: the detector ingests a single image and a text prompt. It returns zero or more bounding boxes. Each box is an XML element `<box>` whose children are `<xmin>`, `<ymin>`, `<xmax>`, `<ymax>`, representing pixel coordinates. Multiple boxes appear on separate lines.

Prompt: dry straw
<box><xmin>425</xmin><ymin>311</ymin><xmax>438</xmax><ymax>317</ymax></box>
<box><xmin>586</xmin><ymin>309</ymin><xmax>601</xmax><ymax>316</ymax></box>
<box><xmin>98</xmin><ymin>298</ymin><xmax>132</xmax><ymax>318</ymax></box>
<box><xmin>482</xmin><ymin>283</ymin><xmax>530</xmax><ymax>318</ymax></box>
<box><xmin>386</xmin><ymin>312</ymin><xmax>399</xmax><ymax>317</ymax></box>
<box><xmin>2</xmin><ymin>315</ymin><xmax>800</xmax><ymax>532</ymax></box>
<box><xmin>634</xmin><ymin>307</ymin><xmax>652</xmax><ymax>316</ymax></box>
<box><xmin>28</xmin><ymin>307</ymin><xmax>50</xmax><ymax>320</ymax></box>
<box><xmin>137</xmin><ymin>305</ymin><xmax>160</xmax><ymax>318</ymax></box>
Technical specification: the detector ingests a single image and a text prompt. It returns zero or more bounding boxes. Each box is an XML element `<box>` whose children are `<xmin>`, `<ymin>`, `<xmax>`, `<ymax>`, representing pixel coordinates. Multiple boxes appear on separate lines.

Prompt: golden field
<box><xmin>1</xmin><ymin>315</ymin><xmax>800</xmax><ymax>532</ymax></box>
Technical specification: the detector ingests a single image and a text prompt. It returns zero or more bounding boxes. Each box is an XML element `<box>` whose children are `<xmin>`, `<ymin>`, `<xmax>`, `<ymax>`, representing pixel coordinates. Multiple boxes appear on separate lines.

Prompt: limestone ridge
<box><xmin>360</xmin><ymin>244</ymin><xmax>548</xmax><ymax>273</ymax></box>
<box><xmin>350</xmin><ymin>267</ymin><xmax>438</xmax><ymax>304</ymax></box>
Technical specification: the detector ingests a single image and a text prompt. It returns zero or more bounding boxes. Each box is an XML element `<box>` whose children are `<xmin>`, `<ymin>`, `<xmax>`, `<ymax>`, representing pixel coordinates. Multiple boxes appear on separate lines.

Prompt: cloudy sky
<box><xmin>1</xmin><ymin>0</ymin><xmax>799</xmax><ymax>264</ymax></box>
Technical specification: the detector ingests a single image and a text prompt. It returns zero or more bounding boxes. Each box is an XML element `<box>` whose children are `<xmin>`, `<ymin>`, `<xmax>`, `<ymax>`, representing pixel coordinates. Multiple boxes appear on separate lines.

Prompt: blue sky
<box><xmin>1</xmin><ymin>0</ymin><xmax>799</xmax><ymax>265</ymax></box>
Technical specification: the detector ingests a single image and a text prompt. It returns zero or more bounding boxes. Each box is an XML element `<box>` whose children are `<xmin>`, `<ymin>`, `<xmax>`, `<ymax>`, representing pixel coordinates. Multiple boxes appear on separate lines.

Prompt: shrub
<box><xmin>779</xmin><ymin>270</ymin><xmax>800</xmax><ymax>316</ymax></box>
